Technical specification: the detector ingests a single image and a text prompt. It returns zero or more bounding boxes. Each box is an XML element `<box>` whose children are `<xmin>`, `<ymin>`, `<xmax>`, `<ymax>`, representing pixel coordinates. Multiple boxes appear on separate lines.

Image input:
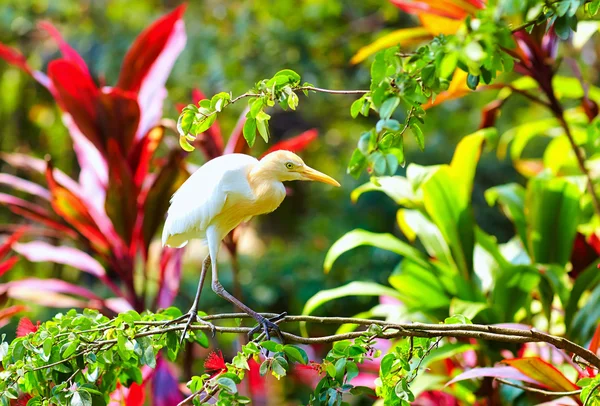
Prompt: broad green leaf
<box><xmin>351</xmin><ymin>177</ymin><xmax>420</xmax><ymax>208</ymax></box>
<box><xmin>324</xmin><ymin>229</ymin><xmax>431</xmax><ymax>273</ymax></box>
<box><xmin>439</xmin><ymin>52</ymin><xmax>458</xmax><ymax>78</ymax></box>
<box><xmin>449</xmin><ymin>298</ymin><xmax>487</xmax><ymax>320</ymax></box>
<box><xmin>379</xmin><ymin>97</ymin><xmax>400</xmax><ymax>120</ymax></box>
<box><xmin>565</xmin><ymin>259</ymin><xmax>600</xmax><ymax>333</ymax></box>
<box><xmin>525</xmin><ymin>177</ymin><xmax>581</xmax><ymax>266</ymax></box>
<box><xmin>243</xmin><ymin>118</ymin><xmax>257</xmax><ymax>147</ymax></box>
<box><xmin>396</xmin><ymin>209</ymin><xmax>453</xmax><ymax>266</ymax></box>
<box><xmin>485</xmin><ymin>183</ymin><xmax>527</xmax><ymax>248</ymax></box>
<box><xmin>283</xmin><ymin>345</ymin><xmax>308</xmax><ymax>364</ymax></box>
<box><xmin>571</xmin><ymin>281</ymin><xmax>600</xmax><ymax>344</ymax></box>
<box><xmin>301</xmin><ymin>281</ymin><xmax>401</xmax><ymax>336</ymax></box>
<box><xmin>217</xmin><ymin>377</ymin><xmax>238</xmax><ymax>394</ymax></box>
<box><xmin>498</xmin><ymin>118</ymin><xmax>558</xmax><ymax>161</ymax></box>
<box><xmin>490</xmin><ymin>265</ymin><xmax>539</xmax><ymax>322</ymax></box>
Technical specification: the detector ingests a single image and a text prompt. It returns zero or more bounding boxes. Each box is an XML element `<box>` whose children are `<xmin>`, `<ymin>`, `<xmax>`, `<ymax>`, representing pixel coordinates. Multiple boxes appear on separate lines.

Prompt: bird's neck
<box><xmin>248</xmin><ymin>166</ymin><xmax>285</xmax><ymax>201</ymax></box>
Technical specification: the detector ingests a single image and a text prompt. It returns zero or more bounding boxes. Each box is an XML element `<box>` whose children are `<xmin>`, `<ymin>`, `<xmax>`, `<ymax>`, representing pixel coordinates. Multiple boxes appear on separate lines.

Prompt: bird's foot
<box><xmin>163</xmin><ymin>311</ymin><xmax>216</xmax><ymax>346</ymax></box>
<box><xmin>248</xmin><ymin>312</ymin><xmax>287</xmax><ymax>343</ymax></box>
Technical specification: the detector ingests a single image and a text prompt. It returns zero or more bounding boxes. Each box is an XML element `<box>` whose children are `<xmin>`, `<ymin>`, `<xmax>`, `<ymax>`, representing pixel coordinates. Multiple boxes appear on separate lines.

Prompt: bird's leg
<box><xmin>164</xmin><ymin>256</ymin><xmax>216</xmax><ymax>345</ymax></box>
<box><xmin>210</xmin><ymin>265</ymin><xmax>285</xmax><ymax>343</ymax></box>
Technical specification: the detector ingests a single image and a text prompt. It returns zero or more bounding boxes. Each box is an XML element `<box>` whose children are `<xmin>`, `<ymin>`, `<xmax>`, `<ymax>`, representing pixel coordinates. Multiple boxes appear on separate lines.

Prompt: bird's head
<box><xmin>258</xmin><ymin>150</ymin><xmax>340</xmax><ymax>187</ymax></box>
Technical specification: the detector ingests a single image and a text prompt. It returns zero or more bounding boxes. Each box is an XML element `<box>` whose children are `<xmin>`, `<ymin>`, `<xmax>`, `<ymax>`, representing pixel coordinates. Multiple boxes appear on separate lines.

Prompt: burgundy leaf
<box><xmin>98</xmin><ymin>88</ymin><xmax>141</xmax><ymax>155</ymax></box>
<box><xmin>224</xmin><ymin>107</ymin><xmax>250</xmax><ymax>155</ymax></box>
<box><xmin>105</xmin><ymin>139</ymin><xmax>138</xmax><ymax>246</ymax></box>
<box><xmin>479</xmin><ymin>99</ymin><xmax>504</xmax><ymax>129</ymax></box>
<box><xmin>155</xmin><ymin>247</ymin><xmax>184</xmax><ymax>308</ymax></box>
<box><xmin>446</xmin><ymin>366</ymin><xmax>543</xmax><ymax>386</ymax></box>
<box><xmin>152</xmin><ymin>358</ymin><xmax>184</xmax><ymax>406</ymax></box>
<box><xmin>13</xmin><ymin>241</ymin><xmax>106</xmax><ymax>278</ymax></box>
<box><xmin>38</xmin><ymin>21</ymin><xmax>89</xmax><ymax>76</ymax></box>
<box><xmin>261</xmin><ymin>128</ymin><xmax>318</xmax><ymax>158</ymax></box>
<box><xmin>0</xmin><ymin>173</ymin><xmax>51</xmax><ymax>200</ymax></box>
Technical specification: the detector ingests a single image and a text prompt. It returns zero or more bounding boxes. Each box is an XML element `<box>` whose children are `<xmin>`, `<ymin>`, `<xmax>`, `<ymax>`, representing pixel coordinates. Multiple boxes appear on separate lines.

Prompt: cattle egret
<box><xmin>162</xmin><ymin>150</ymin><xmax>340</xmax><ymax>343</ymax></box>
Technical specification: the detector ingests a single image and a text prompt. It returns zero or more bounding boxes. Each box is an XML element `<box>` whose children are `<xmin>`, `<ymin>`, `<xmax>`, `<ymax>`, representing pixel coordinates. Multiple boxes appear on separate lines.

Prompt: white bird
<box><xmin>162</xmin><ymin>150</ymin><xmax>340</xmax><ymax>342</ymax></box>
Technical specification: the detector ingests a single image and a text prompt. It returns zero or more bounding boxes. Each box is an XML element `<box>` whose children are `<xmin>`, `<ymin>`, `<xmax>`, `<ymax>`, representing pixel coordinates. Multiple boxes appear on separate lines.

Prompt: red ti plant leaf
<box><xmin>45</xmin><ymin>160</ymin><xmax>110</xmax><ymax>254</ymax></box>
<box><xmin>0</xmin><ymin>44</ymin><xmax>52</xmax><ymax>89</ymax></box>
<box><xmin>48</xmin><ymin>60</ymin><xmax>103</xmax><ymax>151</ymax></box>
<box><xmin>0</xmin><ymin>305</ymin><xmax>28</xmax><ymax>329</ymax></box>
<box><xmin>37</xmin><ymin>21</ymin><xmax>89</xmax><ymax>76</ymax></box>
<box><xmin>0</xmin><ymin>173</ymin><xmax>51</xmax><ymax>200</ymax></box>
<box><xmin>446</xmin><ymin>366</ymin><xmax>543</xmax><ymax>386</ymax></box>
<box><xmin>98</xmin><ymin>89</ymin><xmax>141</xmax><ymax>156</ymax></box>
<box><xmin>117</xmin><ymin>4</ymin><xmax>187</xmax><ymax>93</ymax></box>
<box><xmin>129</xmin><ymin>126</ymin><xmax>165</xmax><ymax>188</ymax></box>
<box><xmin>590</xmin><ymin>324</ymin><xmax>600</xmax><ymax>356</ymax></box>
<box><xmin>105</xmin><ymin>139</ymin><xmax>138</xmax><ymax>246</ymax></box>
<box><xmin>0</xmin><ymin>256</ymin><xmax>18</xmax><ymax>277</ymax></box>
<box><xmin>503</xmin><ymin>357</ymin><xmax>580</xmax><ymax>392</ymax></box>
<box><xmin>0</xmin><ymin>227</ymin><xmax>26</xmax><ymax>260</ymax></box>
<box><xmin>117</xmin><ymin>4</ymin><xmax>187</xmax><ymax>140</ymax></box>
<box><xmin>261</xmin><ymin>128</ymin><xmax>318</xmax><ymax>158</ymax></box>
<box><xmin>0</xmin><ymin>278</ymin><xmax>102</xmax><ymax>309</ymax></box>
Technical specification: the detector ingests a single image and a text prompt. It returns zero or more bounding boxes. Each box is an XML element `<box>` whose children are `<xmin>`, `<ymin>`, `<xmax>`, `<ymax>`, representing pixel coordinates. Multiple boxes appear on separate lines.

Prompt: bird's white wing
<box><xmin>162</xmin><ymin>154</ymin><xmax>258</xmax><ymax>247</ymax></box>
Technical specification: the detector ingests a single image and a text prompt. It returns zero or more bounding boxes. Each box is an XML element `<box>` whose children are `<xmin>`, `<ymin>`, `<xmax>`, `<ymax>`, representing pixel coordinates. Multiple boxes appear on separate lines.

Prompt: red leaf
<box><xmin>125</xmin><ymin>383</ymin><xmax>146</xmax><ymax>406</ymax></box>
<box><xmin>45</xmin><ymin>160</ymin><xmax>110</xmax><ymax>254</ymax></box>
<box><xmin>0</xmin><ymin>257</ymin><xmax>18</xmax><ymax>277</ymax></box>
<box><xmin>0</xmin><ymin>192</ymin><xmax>55</xmax><ymax>219</ymax></box>
<box><xmin>479</xmin><ymin>99</ymin><xmax>504</xmax><ymax>129</ymax></box>
<box><xmin>589</xmin><ymin>323</ymin><xmax>600</xmax><ymax>355</ymax></box>
<box><xmin>503</xmin><ymin>357</ymin><xmax>580</xmax><ymax>391</ymax></box>
<box><xmin>223</xmin><ymin>108</ymin><xmax>250</xmax><ymax>155</ymax></box>
<box><xmin>117</xmin><ymin>4</ymin><xmax>187</xmax><ymax>93</ymax></box>
<box><xmin>0</xmin><ymin>43</ymin><xmax>32</xmax><ymax>74</ymax></box>
<box><xmin>0</xmin><ymin>305</ymin><xmax>28</xmax><ymax>329</ymax></box>
<box><xmin>261</xmin><ymin>129</ymin><xmax>318</xmax><ymax>158</ymax></box>
<box><xmin>4</xmin><ymin>205</ymin><xmax>78</xmax><ymax>239</ymax></box>
<box><xmin>37</xmin><ymin>21</ymin><xmax>89</xmax><ymax>76</ymax></box>
<box><xmin>0</xmin><ymin>227</ymin><xmax>27</xmax><ymax>260</ymax></box>
<box><xmin>16</xmin><ymin>317</ymin><xmax>39</xmax><ymax>337</ymax></box>
<box><xmin>48</xmin><ymin>59</ymin><xmax>103</xmax><ymax>152</ymax></box>
<box><xmin>446</xmin><ymin>366</ymin><xmax>543</xmax><ymax>386</ymax></box>
<box><xmin>105</xmin><ymin>139</ymin><xmax>138</xmax><ymax>246</ymax></box>
<box><xmin>130</xmin><ymin>126</ymin><xmax>165</xmax><ymax>187</ymax></box>
<box><xmin>13</xmin><ymin>241</ymin><xmax>106</xmax><ymax>279</ymax></box>
<box><xmin>389</xmin><ymin>0</ymin><xmax>473</xmax><ymax>20</ymax></box>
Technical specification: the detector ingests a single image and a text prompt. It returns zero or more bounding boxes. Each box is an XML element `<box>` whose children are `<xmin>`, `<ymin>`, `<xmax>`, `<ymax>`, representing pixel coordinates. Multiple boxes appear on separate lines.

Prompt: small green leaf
<box><xmin>347</xmin><ymin>149</ymin><xmax>367</xmax><ymax>178</ymax></box>
<box><xmin>371</xmin><ymin>52</ymin><xmax>387</xmax><ymax>85</ymax></box>
<box><xmin>439</xmin><ymin>52</ymin><xmax>458</xmax><ymax>78</ymax></box>
<box><xmin>326</xmin><ymin>362</ymin><xmax>337</xmax><ymax>378</ymax></box>
<box><xmin>334</xmin><ymin>358</ymin><xmax>347</xmax><ymax>382</ymax></box>
<box><xmin>261</xmin><ymin>341</ymin><xmax>282</xmax><ymax>353</ymax></box>
<box><xmin>411</xmin><ymin>124</ymin><xmax>424</xmax><ymax>150</ymax></box>
<box><xmin>259</xmin><ymin>360</ymin><xmax>270</xmax><ymax>376</ymax></box>
<box><xmin>386</xmin><ymin>154</ymin><xmax>399</xmax><ymax>174</ymax></box>
<box><xmin>283</xmin><ymin>345</ymin><xmax>308</xmax><ymax>364</ymax></box>
<box><xmin>371</xmin><ymin>153</ymin><xmax>387</xmax><ymax>176</ymax></box>
<box><xmin>256</xmin><ymin>116</ymin><xmax>270</xmax><ymax>143</ymax></box>
<box><xmin>179</xmin><ymin>135</ymin><xmax>195</xmax><ymax>152</ymax></box>
<box><xmin>467</xmin><ymin>74</ymin><xmax>480</xmax><ymax>90</ymax></box>
<box><xmin>274</xmin><ymin>69</ymin><xmax>301</xmax><ymax>82</ymax></box>
<box><xmin>250</xmin><ymin>98</ymin><xmax>264</xmax><ymax>119</ymax></box>
<box><xmin>272</xmin><ymin>359</ymin><xmax>287</xmax><ymax>378</ymax></box>
<box><xmin>70</xmin><ymin>391</ymin><xmax>92</xmax><ymax>406</ymax></box>
<box><xmin>62</xmin><ymin>340</ymin><xmax>79</xmax><ymax>358</ymax></box>
<box><xmin>351</xmin><ymin>98</ymin><xmax>364</xmax><ymax>119</ymax></box>
<box><xmin>243</xmin><ymin>118</ymin><xmax>257</xmax><ymax>147</ymax></box>
<box><xmin>379</xmin><ymin>97</ymin><xmax>400</xmax><ymax>120</ymax></box>
<box><xmin>217</xmin><ymin>377</ymin><xmax>238</xmax><ymax>394</ymax></box>
<box><xmin>358</xmin><ymin>133</ymin><xmax>371</xmax><ymax>155</ymax></box>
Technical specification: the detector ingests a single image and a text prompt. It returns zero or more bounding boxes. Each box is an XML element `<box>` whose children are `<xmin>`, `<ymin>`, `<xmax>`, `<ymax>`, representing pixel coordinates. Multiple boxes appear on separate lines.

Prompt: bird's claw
<box><xmin>163</xmin><ymin>312</ymin><xmax>216</xmax><ymax>346</ymax></box>
<box><xmin>248</xmin><ymin>312</ymin><xmax>287</xmax><ymax>343</ymax></box>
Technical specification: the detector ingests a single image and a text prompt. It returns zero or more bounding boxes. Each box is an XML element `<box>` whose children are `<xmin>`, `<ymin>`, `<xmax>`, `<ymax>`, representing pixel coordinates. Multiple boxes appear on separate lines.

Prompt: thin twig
<box><xmin>297</xmin><ymin>86</ymin><xmax>369</xmax><ymax>95</ymax></box>
<box><xmin>496</xmin><ymin>378</ymin><xmax>581</xmax><ymax>397</ymax></box>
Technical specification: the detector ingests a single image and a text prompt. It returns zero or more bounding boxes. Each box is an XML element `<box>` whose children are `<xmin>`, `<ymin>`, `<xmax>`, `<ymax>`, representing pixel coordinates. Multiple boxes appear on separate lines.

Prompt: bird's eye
<box><xmin>285</xmin><ymin>162</ymin><xmax>294</xmax><ymax>170</ymax></box>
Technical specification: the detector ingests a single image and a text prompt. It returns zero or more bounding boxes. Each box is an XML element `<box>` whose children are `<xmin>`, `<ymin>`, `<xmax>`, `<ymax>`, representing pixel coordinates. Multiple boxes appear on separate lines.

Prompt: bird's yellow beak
<box><xmin>301</xmin><ymin>165</ymin><xmax>341</xmax><ymax>187</ymax></box>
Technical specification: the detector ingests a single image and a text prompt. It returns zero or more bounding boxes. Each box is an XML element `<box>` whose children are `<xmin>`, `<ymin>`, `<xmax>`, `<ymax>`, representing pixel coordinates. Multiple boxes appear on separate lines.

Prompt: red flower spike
<box><xmin>204</xmin><ymin>350</ymin><xmax>227</xmax><ymax>377</ymax></box>
<box><xmin>16</xmin><ymin>317</ymin><xmax>39</xmax><ymax>337</ymax></box>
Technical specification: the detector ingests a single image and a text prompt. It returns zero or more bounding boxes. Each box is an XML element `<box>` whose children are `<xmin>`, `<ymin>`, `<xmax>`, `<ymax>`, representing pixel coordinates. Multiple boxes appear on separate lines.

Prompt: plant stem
<box><xmin>496</xmin><ymin>378</ymin><xmax>581</xmax><ymax>397</ymax></box>
<box><xmin>297</xmin><ymin>86</ymin><xmax>369</xmax><ymax>95</ymax></box>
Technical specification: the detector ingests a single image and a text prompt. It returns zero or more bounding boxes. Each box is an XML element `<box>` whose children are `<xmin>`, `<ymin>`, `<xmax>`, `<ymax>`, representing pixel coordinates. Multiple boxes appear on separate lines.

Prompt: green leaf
<box><xmin>347</xmin><ymin>149</ymin><xmax>367</xmax><ymax>178</ymax></box>
<box><xmin>301</xmin><ymin>281</ymin><xmax>401</xmax><ymax>336</ymax></box>
<box><xmin>259</xmin><ymin>360</ymin><xmax>270</xmax><ymax>376</ymax></box>
<box><xmin>323</xmin><ymin>229</ymin><xmax>431</xmax><ymax>273</ymax></box>
<box><xmin>272</xmin><ymin>358</ymin><xmax>287</xmax><ymax>378</ymax></box>
<box><xmin>179</xmin><ymin>135</ymin><xmax>195</xmax><ymax>152</ymax></box>
<box><xmin>388</xmin><ymin>259</ymin><xmax>451</xmax><ymax>311</ymax></box>
<box><xmin>411</xmin><ymin>124</ymin><xmax>424</xmax><ymax>150</ymax></box>
<box><xmin>485</xmin><ymin>183</ymin><xmax>527</xmax><ymax>248</ymax></box>
<box><xmin>351</xmin><ymin>97</ymin><xmax>366</xmax><ymax>119</ymax></box>
<box><xmin>283</xmin><ymin>345</ymin><xmax>308</xmax><ymax>364</ymax></box>
<box><xmin>326</xmin><ymin>362</ymin><xmax>337</xmax><ymax>378</ymax></box>
<box><xmin>371</xmin><ymin>51</ymin><xmax>387</xmax><ymax>86</ymax></box>
<box><xmin>243</xmin><ymin>118</ymin><xmax>257</xmax><ymax>147</ymax></box>
<box><xmin>62</xmin><ymin>340</ymin><xmax>78</xmax><ymax>358</ymax></box>
<box><xmin>351</xmin><ymin>177</ymin><xmax>418</xmax><ymax>207</ymax></box>
<box><xmin>439</xmin><ymin>52</ymin><xmax>458</xmax><ymax>78</ymax></box>
<box><xmin>379</xmin><ymin>97</ymin><xmax>400</xmax><ymax>120</ymax></box>
<box><xmin>274</xmin><ymin>69</ymin><xmax>301</xmax><ymax>83</ymax></box>
<box><xmin>261</xmin><ymin>340</ymin><xmax>282</xmax><ymax>353</ymax></box>
<box><xmin>335</xmin><ymin>358</ymin><xmax>347</xmax><ymax>383</ymax></box>
<box><xmin>525</xmin><ymin>177</ymin><xmax>581</xmax><ymax>266</ymax></box>
<box><xmin>396</xmin><ymin>209</ymin><xmax>453</xmax><ymax>266</ymax></box>
<box><xmin>250</xmin><ymin>98</ymin><xmax>264</xmax><ymax>119</ymax></box>
<box><xmin>70</xmin><ymin>391</ymin><xmax>92</xmax><ymax>406</ymax></box>
<box><xmin>372</xmin><ymin>153</ymin><xmax>387</xmax><ymax>176</ymax></box>
<box><xmin>217</xmin><ymin>377</ymin><xmax>238</xmax><ymax>394</ymax></box>
<box><xmin>386</xmin><ymin>154</ymin><xmax>399</xmax><ymax>174</ymax></box>
<box><xmin>256</xmin><ymin>115</ymin><xmax>270</xmax><ymax>143</ymax></box>
<box><xmin>450</xmin><ymin>298</ymin><xmax>487</xmax><ymax>321</ymax></box>
<box><xmin>467</xmin><ymin>74</ymin><xmax>480</xmax><ymax>90</ymax></box>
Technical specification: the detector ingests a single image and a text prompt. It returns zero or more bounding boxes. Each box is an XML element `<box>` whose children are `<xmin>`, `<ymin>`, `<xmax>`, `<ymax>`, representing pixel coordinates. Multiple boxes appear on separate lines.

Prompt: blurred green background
<box><xmin>0</xmin><ymin>0</ymin><xmax>522</xmax><ymax>337</ymax></box>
